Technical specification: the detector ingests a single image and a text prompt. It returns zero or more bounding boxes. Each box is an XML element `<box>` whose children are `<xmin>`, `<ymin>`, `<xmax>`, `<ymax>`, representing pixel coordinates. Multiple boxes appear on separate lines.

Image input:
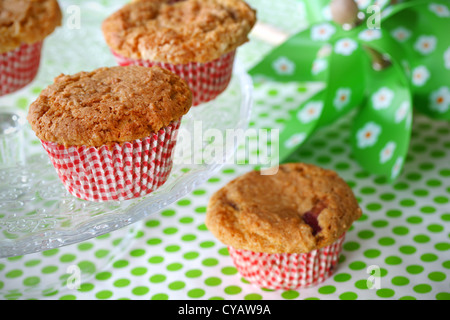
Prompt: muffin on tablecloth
<box><xmin>0</xmin><ymin>0</ymin><xmax>62</xmax><ymax>96</ymax></box>
<box><xmin>101</xmin><ymin>0</ymin><xmax>256</xmax><ymax>106</ymax></box>
<box><xmin>206</xmin><ymin>163</ymin><xmax>362</xmax><ymax>290</ymax></box>
<box><xmin>27</xmin><ymin>65</ymin><xmax>192</xmax><ymax>202</ymax></box>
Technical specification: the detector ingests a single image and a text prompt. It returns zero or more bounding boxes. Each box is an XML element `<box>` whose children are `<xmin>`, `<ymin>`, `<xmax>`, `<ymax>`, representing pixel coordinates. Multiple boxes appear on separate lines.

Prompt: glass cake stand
<box><xmin>0</xmin><ymin>0</ymin><xmax>253</xmax><ymax>259</ymax></box>
<box><xmin>0</xmin><ymin>62</ymin><xmax>252</xmax><ymax>258</ymax></box>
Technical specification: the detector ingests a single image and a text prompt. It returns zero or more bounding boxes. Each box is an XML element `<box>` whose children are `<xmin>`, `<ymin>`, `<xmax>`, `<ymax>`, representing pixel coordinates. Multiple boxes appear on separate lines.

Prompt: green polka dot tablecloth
<box><xmin>0</xmin><ymin>0</ymin><xmax>449</xmax><ymax>301</ymax></box>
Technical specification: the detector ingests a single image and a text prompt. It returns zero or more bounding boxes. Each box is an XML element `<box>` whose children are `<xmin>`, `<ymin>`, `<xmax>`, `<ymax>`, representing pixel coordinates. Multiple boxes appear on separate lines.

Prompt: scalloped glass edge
<box><xmin>0</xmin><ymin>60</ymin><xmax>253</xmax><ymax>258</ymax></box>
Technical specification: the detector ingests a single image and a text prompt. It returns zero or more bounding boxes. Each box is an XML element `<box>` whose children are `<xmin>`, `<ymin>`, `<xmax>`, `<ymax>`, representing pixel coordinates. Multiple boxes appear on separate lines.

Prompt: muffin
<box><xmin>101</xmin><ymin>0</ymin><xmax>256</xmax><ymax>106</ymax></box>
<box><xmin>206</xmin><ymin>163</ymin><xmax>362</xmax><ymax>289</ymax></box>
<box><xmin>0</xmin><ymin>0</ymin><xmax>62</xmax><ymax>96</ymax></box>
<box><xmin>27</xmin><ymin>65</ymin><xmax>192</xmax><ymax>202</ymax></box>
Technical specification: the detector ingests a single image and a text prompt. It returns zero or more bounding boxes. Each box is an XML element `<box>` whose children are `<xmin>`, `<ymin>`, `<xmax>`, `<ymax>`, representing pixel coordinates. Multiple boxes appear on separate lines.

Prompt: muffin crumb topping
<box><xmin>0</xmin><ymin>0</ymin><xmax>62</xmax><ymax>53</ymax></box>
<box><xmin>206</xmin><ymin>163</ymin><xmax>362</xmax><ymax>253</ymax></box>
<box><xmin>27</xmin><ymin>66</ymin><xmax>192</xmax><ymax>147</ymax></box>
<box><xmin>102</xmin><ymin>0</ymin><xmax>256</xmax><ymax>64</ymax></box>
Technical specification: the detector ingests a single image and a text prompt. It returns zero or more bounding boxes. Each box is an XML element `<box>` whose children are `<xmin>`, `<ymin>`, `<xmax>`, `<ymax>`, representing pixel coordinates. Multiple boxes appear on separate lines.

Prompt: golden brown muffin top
<box><xmin>0</xmin><ymin>0</ymin><xmax>62</xmax><ymax>53</ymax></box>
<box><xmin>101</xmin><ymin>0</ymin><xmax>256</xmax><ymax>64</ymax></box>
<box><xmin>27</xmin><ymin>66</ymin><xmax>192</xmax><ymax>147</ymax></box>
<box><xmin>206</xmin><ymin>163</ymin><xmax>362</xmax><ymax>254</ymax></box>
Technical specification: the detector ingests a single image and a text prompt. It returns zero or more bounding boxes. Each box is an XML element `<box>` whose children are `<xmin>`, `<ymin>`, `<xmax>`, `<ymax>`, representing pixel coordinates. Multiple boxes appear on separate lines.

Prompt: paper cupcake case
<box><xmin>112</xmin><ymin>50</ymin><xmax>236</xmax><ymax>106</ymax></box>
<box><xmin>41</xmin><ymin>120</ymin><xmax>181</xmax><ymax>202</ymax></box>
<box><xmin>227</xmin><ymin>233</ymin><xmax>346</xmax><ymax>290</ymax></box>
<box><xmin>0</xmin><ymin>41</ymin><xmax>43</xmax><ymax>96</ymax></box>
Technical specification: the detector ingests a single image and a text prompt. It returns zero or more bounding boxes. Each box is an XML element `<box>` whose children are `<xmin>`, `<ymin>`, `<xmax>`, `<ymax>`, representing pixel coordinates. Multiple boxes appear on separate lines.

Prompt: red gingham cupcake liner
<box><xmin>0</xmin><ymin>41</ymin><xmax>43</xmax><ymax>96</ymax></box>
<box><xmin>112</xmin><ymin>50</ymin><xmax>236</xmax><ymax>106</ymax></box>
<box><xmin>227</xmin><ymin>233</ymin><xmax>346</xmax><ymax>290</ymax></box>
<box><xmin>40</xmin><ymin>120</ymin><xmax>181</xmax><ymax>202</ymax></box>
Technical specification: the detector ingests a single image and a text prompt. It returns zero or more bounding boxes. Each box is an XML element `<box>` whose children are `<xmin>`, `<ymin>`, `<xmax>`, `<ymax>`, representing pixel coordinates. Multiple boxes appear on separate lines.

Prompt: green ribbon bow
<box><xmin>249</xmin><ymin>0</ymin><xmax>450</xmax><ymax>181</ymax></box>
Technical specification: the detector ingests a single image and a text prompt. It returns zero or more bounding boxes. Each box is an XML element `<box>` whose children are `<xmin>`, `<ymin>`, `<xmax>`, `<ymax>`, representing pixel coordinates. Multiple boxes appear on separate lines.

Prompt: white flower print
<box><xmin>391</xmin><ymin>27</ymin><xmax>412</xmax><ymax>43</ymax></box>
<box><xmin>312</xmin><ymin>58</ymin><xmax>328</xmax><ymax>75</ymax></box>
<box><xmin>391</xmin><ymin>156</ymin><xmax>404</xmax><ymax>179</ymax></box>
<box><xmin>414</xmin><ymin>35</ymin><xmax>437</xmax><ymax>55</ymax></box>
<box><xmin>380</xmin><ymin>141</ymin><xmax>396</xmax><ymax>164</ymax></box>
<box><xmin>297</xmin><ymin>101</ymin><xmax>323</xmax><ymax>123</ymax></box>
<box><xmin>358</xmin><ymin>29</ymin><xmax>382</xmax><ymax>42</ymax></box>
<box><xmin>333</xmin><ymin>88</ymin><xmax>352</xmax><ymax>110</ymax></box>
<box><xmin>322</xmin><ymin>5</ymin><xmax>332</xmax><ymax>21</ymax></box>
<box><xmin>395</xmin><ymin>101</ymin><xmax>410</xmax><ymax>124</ymax></box>
<box><xmin>284</xmin><ymin>133</ymin><xmax>307</xmax><ymax>149</ymax></box>
<box><xmin>334</xmin><ymin>38</ymin><xmax>358</xmax><ymax>56</ymax></box>
<box><xmin>272</xmin><ymin>57</ymin><xmax>295</xmax><ymax>75</ymax></box>
<box><xmin>371</xmin><ymin>87</ymin><xmax>395</xmax><ymax>110</ymax></box>
<box><xmin>356</xmin><ymin>122</ymin><xmax>382</xmax><ymax>149</ymax></box>
<box><xmin>429</xmin><ymin>86</ymin><xmax>450</xmax><ymax>113</ymax></box>
<box><xmin>411</xmin><ymin>65</ymin><xmax>430</xmax><ymax>87</ymax></box>
<box><xmin>355</xmin><ymin>0</ymin><xmax>370</xmax><ymax>9</ymax></box>
<box><xmin>311</xmin><ymin>23</ymin><xmax>336</xmax><ymax>41</ymax></box>
<box><xmin>444</xmin><ymin>47</ymin><xmax>450</xmax><ymax>69</ymax></box>
<box><xmin>429</xmin><ymin>3</ymin><xmax>450</xmax><ymax>17</ymax></box>
<box><xmin>374</xmin><ymin>0</ymin><xmax>389</xmax><ymax>8</ymax></box>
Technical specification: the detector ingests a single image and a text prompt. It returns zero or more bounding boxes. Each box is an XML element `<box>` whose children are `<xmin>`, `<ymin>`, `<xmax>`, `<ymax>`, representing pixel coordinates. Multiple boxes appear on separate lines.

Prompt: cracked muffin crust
<box><xmin>27</xmin><ymin>65</ymin><xmax>192</xmax><ymax>147</ymax></box>
<box><xmin>206</xmin><ymin>163</ymin><xmax>362</xmax><ymax>254</ymax></box>
<box><xmin>101</xmin><ymin>0</ymin><xmax>256</xmax><ymax>64</ymax></box>
<box><xmin>0</xmin><ymin>0</ymin><xmax>62</xmax><ymax>53</ymax></box>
